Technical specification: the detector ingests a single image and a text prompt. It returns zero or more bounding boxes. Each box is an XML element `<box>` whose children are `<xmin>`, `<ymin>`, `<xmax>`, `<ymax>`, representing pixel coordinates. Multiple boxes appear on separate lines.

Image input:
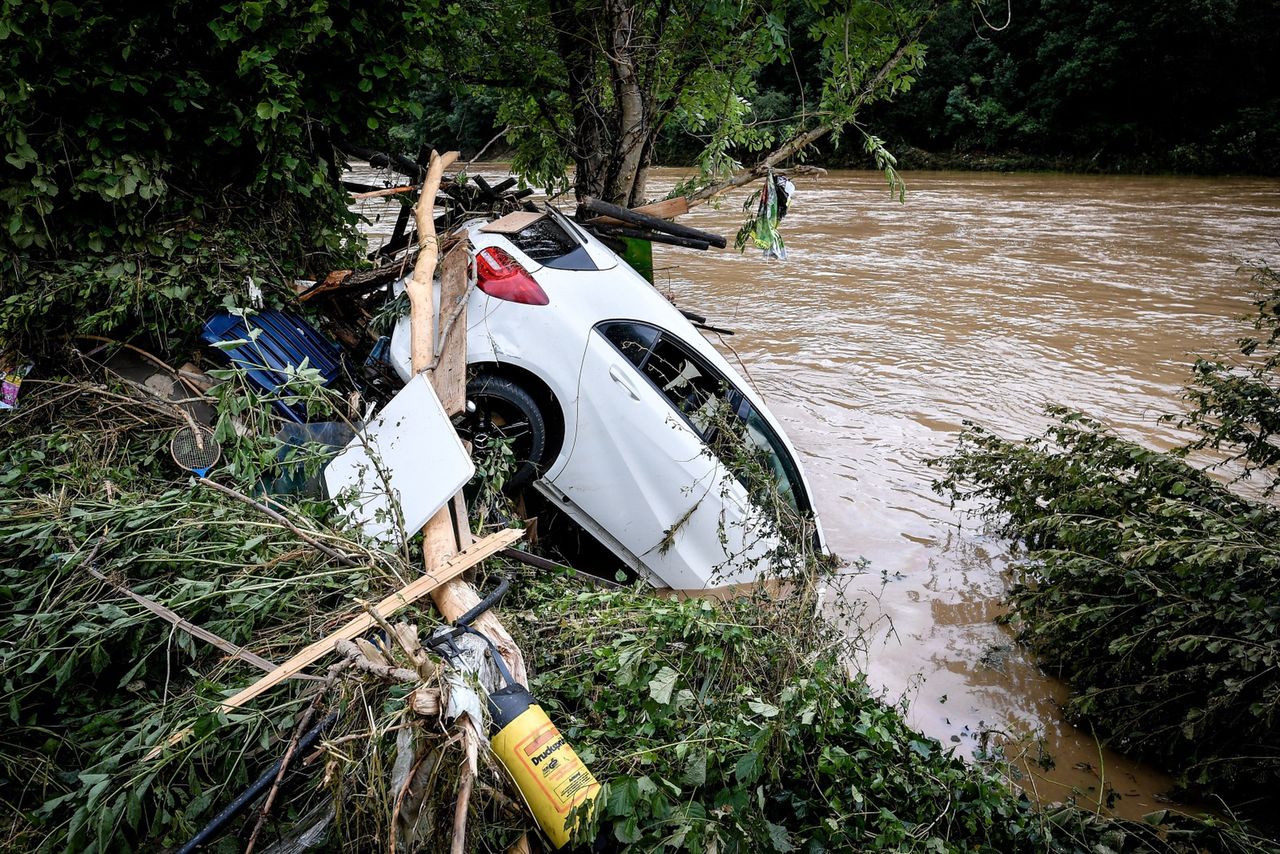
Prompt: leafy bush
<box><xmin>0</xmin><ymin>0</ymin><xmax>432</xmax><ymax>353</ymax></box>
<box><xmin>933</xmin><ymin>264</ymin><xmax>1280</xmax><ymax>818</ymax></box>
<box><xmin>511</xmin><ymin>581</ymin><xmax>1270</xmax><ymax>852</ymax></box>
<box><xmin>934</xmin><ymin>409</ymin><xmax>1280</xmax><ymax>811</ymax></box>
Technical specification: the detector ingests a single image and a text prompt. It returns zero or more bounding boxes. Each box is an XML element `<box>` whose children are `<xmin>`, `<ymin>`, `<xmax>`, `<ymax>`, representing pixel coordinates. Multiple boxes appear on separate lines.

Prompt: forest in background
<box><xmin>412</xmin><ymin>0</ymin><xmax>1280</xmax><ymax>175</ymax></box>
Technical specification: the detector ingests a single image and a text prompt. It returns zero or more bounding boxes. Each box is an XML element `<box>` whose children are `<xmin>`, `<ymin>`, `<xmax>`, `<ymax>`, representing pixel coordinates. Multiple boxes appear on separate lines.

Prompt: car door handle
<box><xmin>608</xmin><ymin>365</ymin><xmax>640</xmax><ymax>400</ymax></box>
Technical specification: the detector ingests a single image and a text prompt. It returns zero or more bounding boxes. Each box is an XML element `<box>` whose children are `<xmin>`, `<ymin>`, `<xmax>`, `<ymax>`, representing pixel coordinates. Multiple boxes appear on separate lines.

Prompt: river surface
<box><xmin>352</xmin><ymin>165</ymin><xmax>1280</xmax><ymax>820</ymax></box>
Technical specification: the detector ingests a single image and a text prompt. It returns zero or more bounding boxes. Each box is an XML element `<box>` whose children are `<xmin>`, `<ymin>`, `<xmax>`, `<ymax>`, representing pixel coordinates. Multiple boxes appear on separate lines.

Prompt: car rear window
<box><xmin>508</xmin><ymin>211</ymin><xmax>599</xmax><ymax>271</ymax></box>
<box><xmin>508</xmin><ymin>217</ymin><xmax>578</xmax><ymax>262</ymax></box>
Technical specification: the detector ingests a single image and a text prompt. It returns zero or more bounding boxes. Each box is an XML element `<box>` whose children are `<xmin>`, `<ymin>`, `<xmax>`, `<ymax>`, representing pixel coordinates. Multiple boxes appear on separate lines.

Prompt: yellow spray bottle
<box><xmin>436</xmin><ymin>578</ymin><xmax>600</xmax><ymax>850</ymax></box>
<box><xmin>488</xmin><ymin>675</ymin><xmax>600</xmax><ymax>848</ymax></box>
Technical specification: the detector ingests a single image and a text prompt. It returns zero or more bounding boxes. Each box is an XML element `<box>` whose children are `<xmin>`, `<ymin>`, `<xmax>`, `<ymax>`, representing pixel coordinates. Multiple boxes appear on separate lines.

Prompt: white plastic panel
<box><xmin>324</xmin><ymin>374</ymin><xmax>473</xmax><ymax>548</ymax></box>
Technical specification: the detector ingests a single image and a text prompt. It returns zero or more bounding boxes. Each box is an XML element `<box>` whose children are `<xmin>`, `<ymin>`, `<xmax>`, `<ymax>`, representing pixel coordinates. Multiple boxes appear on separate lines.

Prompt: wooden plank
<box><xmin>147</xmin><ymin>528</ymin><xmax>522</xmax><ymax>757</ymax></box>
<box><xmin>479</xmin><ymin>211</ymin><xmax>545</xmax><ymax>234</ymax></box>
<box><xmin>585</xmin><ymin>197</ymin><xmax>690</xmax><ymax>227</ymax></box>
<box><xmin>435</xmin><ymin>242</ymin><xmax>470</xmax><ymax>415</ymax></box>
<box><xmin>213</xmin><ymin>527</ymin><xmax>520</xmax><ymax>714</ymax></box>
<box><xmin>451</xmin><ymin>491</ymin><xmax>473</xmax><ymax>550</ymax></box>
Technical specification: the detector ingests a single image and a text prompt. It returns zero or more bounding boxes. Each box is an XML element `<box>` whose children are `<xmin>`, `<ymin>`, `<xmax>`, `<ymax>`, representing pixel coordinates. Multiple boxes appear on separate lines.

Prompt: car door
<box><xmin>548</xmin><ymin>321</ymin><xmax>768</xmax><ymax>588</ymax></box>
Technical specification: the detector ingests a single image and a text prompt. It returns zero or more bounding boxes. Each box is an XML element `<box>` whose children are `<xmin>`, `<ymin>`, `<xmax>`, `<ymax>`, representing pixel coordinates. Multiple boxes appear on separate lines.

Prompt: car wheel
<box><xmin>464</xmin><ymin>375</ymin><xmax>548</xmax><ymax>490</ymax></box>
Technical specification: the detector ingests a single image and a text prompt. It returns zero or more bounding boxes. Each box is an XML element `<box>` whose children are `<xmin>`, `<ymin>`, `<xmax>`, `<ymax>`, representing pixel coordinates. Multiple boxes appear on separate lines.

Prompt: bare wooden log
<box><xmin>585</xmin><ymin>196</ymin><xmax>689</xmax><ymax>226</ymax></box>
<box><xmin>405</xmin><ymin>151</ymin><xmax>531</xmax><ymax>692</ymax></box>
<box><xmin>588</xmin><ymin>223</ymin><xmax>711</xmax><ymax>251</ymax></box>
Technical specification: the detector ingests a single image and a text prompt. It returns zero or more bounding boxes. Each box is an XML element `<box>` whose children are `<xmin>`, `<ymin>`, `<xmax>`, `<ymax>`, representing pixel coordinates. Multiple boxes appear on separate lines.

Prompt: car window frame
<box><xmin>594</xmin><ymin>320</ymin><xmax>813</xmax><ymax>515</ymax></box>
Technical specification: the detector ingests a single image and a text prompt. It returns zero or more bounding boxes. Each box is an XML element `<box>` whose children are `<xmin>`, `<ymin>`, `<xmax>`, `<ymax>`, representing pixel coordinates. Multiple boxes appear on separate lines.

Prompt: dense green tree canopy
<box><xmin>417</xmin><ymin>0</ymin><xmax>940</xmax><ymax>205</ymax></box>
<box><xmin>866</xmin><ymin>0</ymin><xmax>1280</xmax><ymax>172</ymax></box>
<box><xmin>0</xmin><ymin>0</ymin><xmax>433</xmax><ymax>352</ymax></box>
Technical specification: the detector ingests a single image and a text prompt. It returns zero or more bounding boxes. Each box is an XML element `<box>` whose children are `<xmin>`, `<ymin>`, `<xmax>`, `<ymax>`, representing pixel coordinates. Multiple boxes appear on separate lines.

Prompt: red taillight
<box><xmin>475</xmin><ymin>247</ymin><xmax>549</xmax><ymax>306</ymax></box>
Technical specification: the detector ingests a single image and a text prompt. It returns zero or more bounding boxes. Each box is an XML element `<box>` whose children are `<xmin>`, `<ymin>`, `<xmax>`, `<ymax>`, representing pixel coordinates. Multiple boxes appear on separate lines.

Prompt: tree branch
<box><xmin>687</xmin><ymin>12</ymin><xmax>934</xmax><ymax>206</ymax></box>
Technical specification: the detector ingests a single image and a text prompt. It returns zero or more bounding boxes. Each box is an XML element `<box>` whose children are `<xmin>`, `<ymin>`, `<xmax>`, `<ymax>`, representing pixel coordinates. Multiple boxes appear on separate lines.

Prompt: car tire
<box><xmin>465</xmin><ymin>375</ymin><xmax>548</xmax><ymax>490</ymax></box>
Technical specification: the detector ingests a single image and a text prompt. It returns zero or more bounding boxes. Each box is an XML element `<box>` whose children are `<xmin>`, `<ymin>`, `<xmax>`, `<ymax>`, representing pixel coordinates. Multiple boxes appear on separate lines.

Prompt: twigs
<box><xmin>88</xmin><ymin>566</ymin><xmax>292</xmax><ymax>676</ymax></box>
<box><xmin>451</xmin><ymin>717</ymin><xmax>481</xmax><ymax>854</ymax></box>
<box><xmin>196</xmin><ymin>476</ymin><xmax>360</xmax><ymax>567</ymax></box>
<box><xmin>243</xmin><ymin>677</ymin><xmax>336</xmax><ymax>854</ymax></box>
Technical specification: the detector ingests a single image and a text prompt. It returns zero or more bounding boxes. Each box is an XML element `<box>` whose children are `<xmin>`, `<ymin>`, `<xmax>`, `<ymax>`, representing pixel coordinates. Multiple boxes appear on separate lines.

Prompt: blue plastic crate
<box><xmin>200</xmin><ymin>309</ymin><xmax>345</xmax><ymax>422</ymax></box>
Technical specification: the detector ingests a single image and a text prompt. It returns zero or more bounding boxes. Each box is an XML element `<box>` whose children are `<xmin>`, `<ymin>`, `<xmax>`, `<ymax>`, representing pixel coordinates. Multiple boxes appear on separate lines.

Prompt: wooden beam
<box><xmin>407</xmin><ymin>149</ymin><xmax>459</xmax><ymax>376</ymax></box>
<box><xmin>434</xmin><ymin>242</ymin><xmax>470</xmax><ymax>415</ymax></box>
<box><xmin>147</xmin><ymin>528</ymin><xmax>523</xmax><ymax>758</ymax></box>
<box><xmin>214</xmin><ymin>528</ymin><xmax>520</xmax><ymax>714</ymax></box>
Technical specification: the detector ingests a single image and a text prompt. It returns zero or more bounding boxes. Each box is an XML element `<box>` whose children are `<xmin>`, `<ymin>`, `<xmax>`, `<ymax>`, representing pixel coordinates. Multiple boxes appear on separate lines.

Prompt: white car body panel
<box><xmin>389</xmin><ymin>211</ymin><xmax>825</xmax><ymax>589</ymax></box>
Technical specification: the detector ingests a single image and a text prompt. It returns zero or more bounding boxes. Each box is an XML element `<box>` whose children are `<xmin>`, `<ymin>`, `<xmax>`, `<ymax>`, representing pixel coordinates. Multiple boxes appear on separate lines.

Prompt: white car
<box><xmin>388</xmin><ymin>207</ymin><xmax>825</xmax><ymax>589</ymax></box>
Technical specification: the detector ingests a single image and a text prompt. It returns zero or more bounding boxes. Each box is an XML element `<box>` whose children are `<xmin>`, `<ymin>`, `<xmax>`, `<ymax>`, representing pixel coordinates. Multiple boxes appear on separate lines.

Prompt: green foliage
<box><xmin>865</xmin><ymin>0</ymin><xmax>1280</xmax><ymax>174</ymax></box>
<box><xmin>418</xmin><ymin>0</ymin><xmax>938</xmax><ymax>205</ymax></box>
<box><xmin>1180</xmin><ymin>262</ymin><xmax>1280</xmax><ymax>490</ymax></box>
<box><xmin>0</xmin><ymin>0</ymin><xmax>434</xmax><ymax>353</ymax></box>
<box><xmin>513</xmin><ymin>581</ymin><xmax>1271</xmax><ymax>852</ymax></box>
<box><xmin>0</xmin><ymin>371</ymin><xmax>421</xmax><ymax>851</ymax></box>
<box><xmin>934</xmin><ymin>409</ymin><xmax>1280</xmax><ymax>812</ymax></box>
<box><xmin>933</xmin><ymin>265</ymin><xmax>1280</xmax><ymax>817</ymax></box>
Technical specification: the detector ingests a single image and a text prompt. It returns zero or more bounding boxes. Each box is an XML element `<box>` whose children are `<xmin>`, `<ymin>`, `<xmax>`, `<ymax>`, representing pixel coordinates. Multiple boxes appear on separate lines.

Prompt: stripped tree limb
<box><xmin>86</xmin><ymin>567</ymin><xmax>316</xmax><ymax>679</ymax></box>
<box><xmin>197</xmin><ymin>476</ymin><xmax>360</xmax><ymax>567</ymax></box>
<box><xmin>405</xmin><ymin>149</ymin><xmax>531</xmax><ymax>690</ymax></box>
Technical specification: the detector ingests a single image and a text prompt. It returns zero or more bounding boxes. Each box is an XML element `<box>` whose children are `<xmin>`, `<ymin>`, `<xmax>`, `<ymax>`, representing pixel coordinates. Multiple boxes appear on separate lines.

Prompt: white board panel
<box><xmin>324</xmin><ymin>374</ymin><xmax>474</xmax><ymax>548</ymax></box>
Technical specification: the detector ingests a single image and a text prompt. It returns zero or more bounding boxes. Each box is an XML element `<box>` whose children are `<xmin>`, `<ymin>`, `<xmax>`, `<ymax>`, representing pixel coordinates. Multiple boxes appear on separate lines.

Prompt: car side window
<box><xmin>731</xmin><ymin>394</ymin><xmax>805</xmax><ymax>514</ymax></box>
<box><xmin>601</xmin><ymin>321</ymin><xmax>659</xmax><ymax>367</ymax></box>
<box><xmin>596</xmin><ymin>321</ymin><xmax>809</xmax><ymax>515</ymax></box>
<box><xmin>640</xmin><ymin>336</ymin><xmax>724</xmax><ymax>436</ymax></box>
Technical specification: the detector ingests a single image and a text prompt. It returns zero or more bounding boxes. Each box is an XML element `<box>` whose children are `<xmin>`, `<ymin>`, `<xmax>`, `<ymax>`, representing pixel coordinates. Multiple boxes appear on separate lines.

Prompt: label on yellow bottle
<box><xmin>492</xmin><ymin>704</ymin><xmax>600</xmax><ymax>849</ymax></box>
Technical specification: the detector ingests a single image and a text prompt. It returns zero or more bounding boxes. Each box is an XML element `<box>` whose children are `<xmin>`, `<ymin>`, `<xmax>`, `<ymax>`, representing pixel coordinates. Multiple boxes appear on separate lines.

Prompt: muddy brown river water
<box><xmin>354</xmin><ymin>166</ymin><xmax>1280</xmax><ymax>820</ymax></box>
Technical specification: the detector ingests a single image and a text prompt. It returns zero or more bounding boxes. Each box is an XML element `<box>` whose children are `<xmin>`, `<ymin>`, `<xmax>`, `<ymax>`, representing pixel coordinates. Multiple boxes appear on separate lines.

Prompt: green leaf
<box><xmin>766</xmin><ymin>820</ymin><xmax>795</xmax><ymax>852</ymax></box>
<box><xmin>648</xmin><ymin>666</ymin><xmax>678</xmax><ymax>704</ymax></box>
<box><xmin>734</xmin><ymin>750</ymin><xmax>762</xmax><ymax>784</ymax></box>
<box><xmin>606</xmin><ymin>780</ymin><xmax>633</xmax><ymax>816</ymax></box>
